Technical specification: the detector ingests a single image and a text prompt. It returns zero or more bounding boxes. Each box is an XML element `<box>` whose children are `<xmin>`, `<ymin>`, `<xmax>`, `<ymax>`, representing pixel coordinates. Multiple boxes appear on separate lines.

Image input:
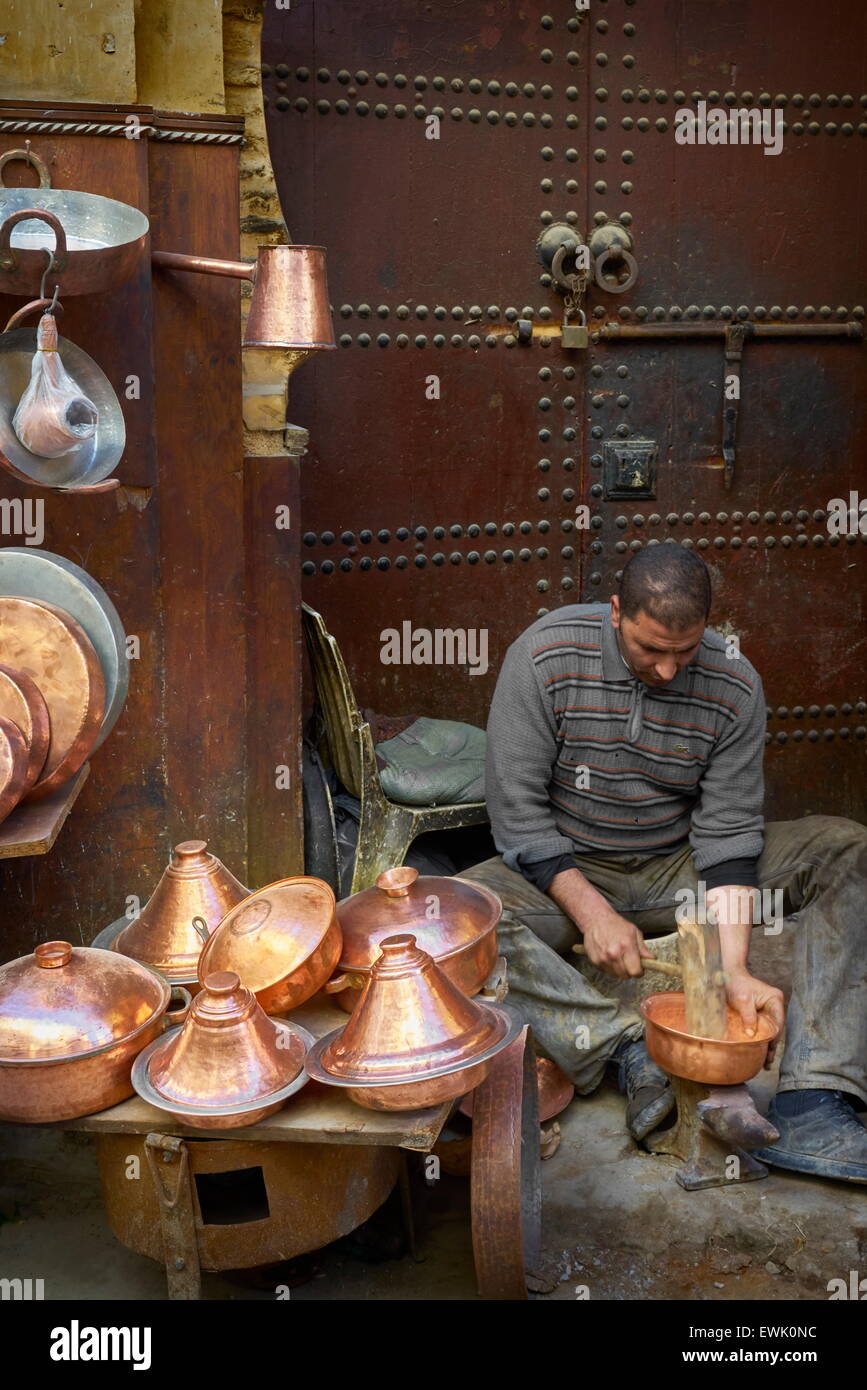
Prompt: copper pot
<box><xmin>306</xmin><ymin>933</ymin><xmax>521</xmax><ymax>1111</ymax></box>
<box><xmin>460</xmin><ymin>1056</ymin><xmax>575</xmax><ymax>1123</ymax></box>
<box><xmin>326</xmin><ymin>866</ymin><xmax>500</xmax><ymax>1013</ymax></box>
<box><xmin>131</xmin><ymin>970</ymin><xmax>312</xmax><ymax>1129</ymax></box>
<box><xmin>197</xmin><ymin>876</ymin><xmax>342</xmax><ymax>1015</ymax></box>
<box><xmin>110</xmin><ymin>839</ymin><xmax>249</xmax><ymax>986</ymax></box>
<box><xmin>0</xmin><ymin>941</ymin><xmax>190</xmax><ymax>1123</ymax></box>
<box><xmin>640</xmin><ymin>991</ymin><xmax>779</xmax><ymax>1085</ymax></box>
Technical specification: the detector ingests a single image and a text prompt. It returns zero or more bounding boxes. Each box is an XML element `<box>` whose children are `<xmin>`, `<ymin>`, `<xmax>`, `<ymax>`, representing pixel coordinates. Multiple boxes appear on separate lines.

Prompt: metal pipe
<box><xmin>152</xmin><ymin>250</ymin><xmax>255</xmax><ymax>281</ymax></box>
<box><xmin>594</xmin><ymin>321</ymin><xmax>862</xmax><ymax>341</ymax></box>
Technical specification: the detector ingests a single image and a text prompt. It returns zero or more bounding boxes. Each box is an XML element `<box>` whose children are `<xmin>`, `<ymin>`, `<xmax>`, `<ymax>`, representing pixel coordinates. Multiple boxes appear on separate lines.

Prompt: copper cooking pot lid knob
<box><xmin>35</xmin><ymin>941</ymin><xmax>72</xmax><ymax>969</ymax></box>
<box><xmin>174</xmin><ymin>839</ymin><xmax>209</xmax><ymax>860</ymax></box>
<box><xmin>375</xmin><ymin>867</ymin><xmax>418</xmax><ymax>898</ymax></box>
<box><xmin>204</xmin><ymin>970</ymin><xmax>240</xmax><ymax>993</ymax></box>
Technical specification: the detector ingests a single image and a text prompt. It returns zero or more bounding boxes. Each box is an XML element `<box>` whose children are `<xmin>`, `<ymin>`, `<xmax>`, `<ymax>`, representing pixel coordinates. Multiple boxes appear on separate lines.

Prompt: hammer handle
<box><xmin>572</xmin><ymin>943</ymin><xmax>683</xmax><ymax>978</ymax></box>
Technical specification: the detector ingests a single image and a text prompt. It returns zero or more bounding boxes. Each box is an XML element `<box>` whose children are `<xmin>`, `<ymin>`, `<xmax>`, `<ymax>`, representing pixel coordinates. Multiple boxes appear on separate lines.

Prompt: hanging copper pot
<box><xmin>326</xmin><ymin>866</ymin><xmax>500</xmax><ymax>1013</ymax></box>
<box><xmin>0</xmin><ymin>941</ymin><xmax>190</xmax><ymax>1123</ymax></box>
<box><xmin>131</xmin><ymin>970</ymin><xmax>313</xmax><ymax>1129</ymax></box>
<box><xmin>197</xmin><ymin>876</ymin><xmax>342</xmax><ymax>1015</ymax></box>
<box><xmin>305</xmin><ymin>934</ymin><xmax>521</xmax><ymax>1111</ymax></box>
<box><xmin>109</xmin><ymin>840</ymin><xmax>249</xmax><ymax>987</ymax></box>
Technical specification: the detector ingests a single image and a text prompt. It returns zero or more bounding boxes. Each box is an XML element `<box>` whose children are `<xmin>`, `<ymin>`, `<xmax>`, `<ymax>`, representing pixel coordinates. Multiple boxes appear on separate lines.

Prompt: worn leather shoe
<box><xmin>754</xmin><ymin>1091</ymin><xmax>867</xmax><ymax>1184</ymax></box>
<box><xmin>611</xmin><ymin>1036</ymin><xmax>674</xmax><ymax>1142</ymax></box>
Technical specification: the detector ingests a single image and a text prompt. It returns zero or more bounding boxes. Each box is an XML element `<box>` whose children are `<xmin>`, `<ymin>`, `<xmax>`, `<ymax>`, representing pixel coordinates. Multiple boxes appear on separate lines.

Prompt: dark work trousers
<box><xmin>457</xmin><ymin>816</ymin><xmax>867</xmax><ymax>1104</ymax></box>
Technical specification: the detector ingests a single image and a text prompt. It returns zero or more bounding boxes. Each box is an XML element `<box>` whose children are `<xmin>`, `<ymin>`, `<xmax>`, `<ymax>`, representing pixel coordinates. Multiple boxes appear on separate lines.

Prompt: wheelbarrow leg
<box><xmin>470</xmin><ymin>1025</ymin><xmax>541</xmax><ymax>1299</ymax></box>
<box><xmin>144</xmin><ymin>1132</ymin><xmax>202</xmax><ymax>1300</ymax></box>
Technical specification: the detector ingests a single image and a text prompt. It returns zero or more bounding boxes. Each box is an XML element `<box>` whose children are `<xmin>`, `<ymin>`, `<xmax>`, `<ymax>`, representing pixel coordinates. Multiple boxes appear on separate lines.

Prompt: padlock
<box><xmin>561</xmin><ymin>308</ymin><xmax>588</xmax><ymax>349</ymax></box>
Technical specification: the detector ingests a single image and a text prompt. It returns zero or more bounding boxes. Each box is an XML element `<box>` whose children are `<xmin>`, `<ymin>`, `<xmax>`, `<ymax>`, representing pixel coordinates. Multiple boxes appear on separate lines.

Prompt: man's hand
<box><xmin>724</xmin><ymin>965</ymin><xmax>785</xmax><ymax>1066</ymax></box>
<box><xmin>582</xmin><ymin>911</ymin><xmax>656</xmax><ymax>979</ymax></box>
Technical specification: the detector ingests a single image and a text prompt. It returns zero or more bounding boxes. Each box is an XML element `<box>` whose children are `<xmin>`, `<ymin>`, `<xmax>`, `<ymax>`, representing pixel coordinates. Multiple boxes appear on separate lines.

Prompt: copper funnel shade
<box><xmin>243</xmin><ymin>245</ymin><xmax>336</xmax><ymax>350</ymax></box>
<box><xmin>131</xmin><ymin>971</ymin><xmax>312</xmax><ymax>1128</ymax></box>
<box><xmin>306</xmin><ymin>934</ymin><xmax>520</xmax><ymax>1110</ymax></box>
<box><xmin>113</xmin><ymin>840</ymin><xmax>249</xmax><ymax>983</ymax></box>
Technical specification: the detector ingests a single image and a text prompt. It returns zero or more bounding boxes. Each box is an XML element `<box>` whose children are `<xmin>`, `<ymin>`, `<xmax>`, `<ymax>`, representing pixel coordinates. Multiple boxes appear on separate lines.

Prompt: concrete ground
<box><xmin>1</xmin><ymin>1058</ymin><xmax>863</xmax><ymax>1302</ymax></box>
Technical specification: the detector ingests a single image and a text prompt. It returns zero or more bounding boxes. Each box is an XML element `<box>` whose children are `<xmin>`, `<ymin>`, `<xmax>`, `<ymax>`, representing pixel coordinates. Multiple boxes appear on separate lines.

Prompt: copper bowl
<box><xmin>131</xmin><ymin>971</ymin><xmax>313</xmax><ymax>1129</ymax></box>
<box><xmin>327</xmin><ymin>866</ymin><xmax>500</xmax><ymax>1013</ymax></box>
<box><xmin>640</xmin><ymin>991</ymin><xmax>779</xmax><ymax>1085</ymax></box>
<box><xmin>197</xmin><ymin>876</ymin><xmax>341</xmax><ymax>1015</ymax></box>
<box><xmin>110</xmin><ymin>839</ymin><xmax>249</xmax><ymax>986</ymax></box>
<box><xmin>306</xmin><ymin>933</ymin><xmax>521</xmax><ymax>1112</ymax></box>
<box><xmin>0</xmin><ymin>941</ymin><xmax>190</xmax><ymax>1123</ymax></box>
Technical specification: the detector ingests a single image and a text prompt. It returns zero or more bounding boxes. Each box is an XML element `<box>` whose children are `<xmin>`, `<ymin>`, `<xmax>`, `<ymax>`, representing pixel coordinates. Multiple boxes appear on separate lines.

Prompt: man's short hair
<box><xmin>618</xmin><ymin>546</ymin><xmax>711</xmax><ymax>629</ymax></box>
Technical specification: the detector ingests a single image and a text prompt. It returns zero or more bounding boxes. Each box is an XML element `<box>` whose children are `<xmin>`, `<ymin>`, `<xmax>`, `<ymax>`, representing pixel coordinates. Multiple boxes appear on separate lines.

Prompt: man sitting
<box><xmin>458</xmin><ymin>546</ymin><xmax>867</xmax><ymax>1182</ymax></box>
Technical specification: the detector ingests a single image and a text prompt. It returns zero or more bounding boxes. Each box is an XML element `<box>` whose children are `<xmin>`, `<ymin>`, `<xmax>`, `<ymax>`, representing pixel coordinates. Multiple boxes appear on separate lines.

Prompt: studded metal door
<box><xmin>264</xmin><ymin>0</ymin><xmax>867</xmax><ymax>823</ymax></box>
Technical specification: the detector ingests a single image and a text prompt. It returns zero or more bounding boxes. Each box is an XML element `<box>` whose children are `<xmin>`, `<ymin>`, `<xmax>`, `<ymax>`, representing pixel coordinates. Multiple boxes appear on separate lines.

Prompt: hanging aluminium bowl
<box><xmin>0</xmin><ymin>324</ymin><xmax>125</xmax><ymax>489</ymax></box>
<box><xmin>0</xmin><ymin>171</ymin><xmax>150</xmax><ymax>298</ymax></box>
<box><xmin>0</xmin><ymin>549</ymin><xmax>128</xmax><ymax>749</ymax></box>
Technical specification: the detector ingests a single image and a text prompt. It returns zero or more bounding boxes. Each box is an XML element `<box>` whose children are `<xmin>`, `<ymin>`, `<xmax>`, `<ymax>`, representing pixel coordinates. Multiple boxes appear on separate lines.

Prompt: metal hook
<box><xmin>46</xmin><ymin>284</ymin><xmax>60</xmax><ymax>314</ymax></box>
<box><xmin>24</xmin><ymin>139</ymin><xmax>31</xmax><ymax>167</ymax></box>
<box><xmin>38</xmin><ymin>248</ymin><xmax>57</xmax><ymax>301</ymax></box>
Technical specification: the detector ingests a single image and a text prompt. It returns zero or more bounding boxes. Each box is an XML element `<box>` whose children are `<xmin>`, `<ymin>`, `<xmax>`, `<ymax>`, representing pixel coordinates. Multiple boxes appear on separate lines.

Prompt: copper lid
<box><xmin>113</xmin><ymin>839</ymin><xmax>249</xmax><ymax>980</ymax></box>
<box><xmin>312</xmin><ymin>934</ymin><xmax>512</xmax><ymax>1084</ymax></box>
<box><xmin>138</xmin><ymin>971</ymin><xmax>306</xmax><ymax>1110</ymax></box>
<box><xmin>335</xmin><ymin>867</ymin><xmax>500</xmax><ymax>974</ymax></box>
<box><xmin>0</xmin><ymin>941</ymin><xmax>170</xmax><ymax>1062</ymax></box>
<box><xmin>197</xmin><ymin>876</ymin><xmax>338</xmax><ymax>995</ymax></box>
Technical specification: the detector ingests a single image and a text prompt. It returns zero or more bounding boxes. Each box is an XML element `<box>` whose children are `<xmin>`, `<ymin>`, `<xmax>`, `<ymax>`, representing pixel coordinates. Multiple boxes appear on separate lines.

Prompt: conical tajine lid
<box><xmin>145</xmin><ymin>971</ymin><xmax>304</xmax><ymax>1109</ymax></box>
<box><xmin>113</xmin><ymin>840</ymin><xmax>249</xmax><ymax>981</ymax></box>
<box><xmin>319</xmin><ymin>933</ymin><xmax>510</xmax><ymax>1082</ymax></box>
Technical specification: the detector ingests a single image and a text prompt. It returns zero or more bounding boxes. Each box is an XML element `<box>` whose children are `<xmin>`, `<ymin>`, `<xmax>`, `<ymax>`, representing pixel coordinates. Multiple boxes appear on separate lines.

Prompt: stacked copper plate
<box><xmin>131</xmin><ymin>970</ymin><xmax>313</xmax><ymax>1128</ymax></box>
<box><xmin>0</xmin><ymin>550</ymin><xmax>127</xmax><ymax>824</ymax></box>
<box><xmin>306</xmin><ymin>933</ymin><xmax>521</xmax><ymax>1111</ymax></box>
<box><xmin>105</xmin><ymin>839</ymin><xmax>249</xmax><ymax>988</ymax></box>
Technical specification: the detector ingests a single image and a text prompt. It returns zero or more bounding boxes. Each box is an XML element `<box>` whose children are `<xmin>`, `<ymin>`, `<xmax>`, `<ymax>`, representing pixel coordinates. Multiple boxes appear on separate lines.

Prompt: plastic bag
<box><xmin>12</xmin><ymin>313</ymin><xmax>98</xmax><ymax>458</ymax></box>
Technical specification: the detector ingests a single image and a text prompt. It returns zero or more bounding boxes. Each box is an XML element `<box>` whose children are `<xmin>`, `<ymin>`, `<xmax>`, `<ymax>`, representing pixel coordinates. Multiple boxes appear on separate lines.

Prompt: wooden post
<box><xmin>676</xmin><ymin>917</ymin><xmax>727</xmax><ymax>1039</ymax></box>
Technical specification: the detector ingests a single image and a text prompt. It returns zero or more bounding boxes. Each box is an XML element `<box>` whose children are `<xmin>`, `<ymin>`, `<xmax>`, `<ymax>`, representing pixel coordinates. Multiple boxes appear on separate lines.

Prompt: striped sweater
<box><xmin>486</xmin><ymin>602</ymin><xmax>766</xmax><ymax>880</ymax></box>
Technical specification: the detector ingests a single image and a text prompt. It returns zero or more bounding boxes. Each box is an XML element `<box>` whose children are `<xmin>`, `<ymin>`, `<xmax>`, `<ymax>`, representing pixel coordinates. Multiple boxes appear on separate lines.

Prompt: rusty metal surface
<box><xmin>95</xmin><ymin>1130</ymin><xmax>401</xmax><ymax>1272</ymax></box>
<box><xmin>470</xmin><ymin>1024</ymin><xmax>541</xmax><ymax>1300</ymax></box>
<box><xmin>264</xmin><ymin>1</ymin><xmax>866</xmax><ymax>824</ymax></box>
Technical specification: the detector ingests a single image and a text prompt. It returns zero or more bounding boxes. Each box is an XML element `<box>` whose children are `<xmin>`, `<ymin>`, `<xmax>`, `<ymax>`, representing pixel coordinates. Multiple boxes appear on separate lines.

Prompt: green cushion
<box><xmin>375</xmin><ymin>717</ymin><xmax>486</xmax><ymax>806</ymax></box>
